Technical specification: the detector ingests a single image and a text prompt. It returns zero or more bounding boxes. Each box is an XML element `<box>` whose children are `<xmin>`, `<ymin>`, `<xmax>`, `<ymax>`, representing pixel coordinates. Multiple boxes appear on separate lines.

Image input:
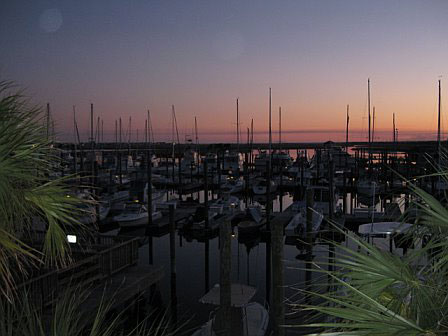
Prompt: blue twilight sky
<box><xmin>1</xmin><ymin>0</ymin><xmax>448</xmax><ymax>142</ymax></box>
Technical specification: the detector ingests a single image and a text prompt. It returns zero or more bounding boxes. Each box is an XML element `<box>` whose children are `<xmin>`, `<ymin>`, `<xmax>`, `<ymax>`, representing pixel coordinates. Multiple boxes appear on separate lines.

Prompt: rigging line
<box><xmin>148</xmin><ymin>109</ymin><xmax>155</xmax><ymax>144</ymax></box>
<box><xmin>173</xmin><ymin>107</ymin><xmax>180</xmax><ymax>144</ymax></box>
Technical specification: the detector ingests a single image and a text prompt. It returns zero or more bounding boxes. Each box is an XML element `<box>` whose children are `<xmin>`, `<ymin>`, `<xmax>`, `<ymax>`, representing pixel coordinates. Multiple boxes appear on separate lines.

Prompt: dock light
<box><xmin>67</xmin><ymin>235</ymin><xmax>77</xmax><ymax>244</ymax></box>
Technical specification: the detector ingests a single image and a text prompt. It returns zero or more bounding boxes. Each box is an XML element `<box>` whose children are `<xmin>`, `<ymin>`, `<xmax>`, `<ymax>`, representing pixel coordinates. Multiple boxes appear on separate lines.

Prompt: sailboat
<box><xmin>113</xmin><ymin>201</ymin><xmax>162</xmax><ymax>228</ymax></box>
<box><xmin>357</xmin><ymin>79</ymin><xmax>383</xmax><ymax>199</ymax></box>
<box><xmin>285</xmin><ymin>206</ymin><xmax>324</xmax><ymax>238</ymax></box>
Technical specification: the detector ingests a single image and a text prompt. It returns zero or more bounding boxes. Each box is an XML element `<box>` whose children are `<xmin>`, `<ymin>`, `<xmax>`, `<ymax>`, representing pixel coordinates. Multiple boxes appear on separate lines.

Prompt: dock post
<box><xmin>169</xmin><ymin>204</ymin><xmax>177</xmax><ymax>326</ymax></box>
<box><xmin>204</xmin><ymin>160</ymin><xmax>209</xmax><ymax>230</ymax></box>
<box><xmin>94</xmin><ymin>161</ymin><xmax>100</xmax><ymax>225</ymax></box>
<box><xmin>328</xmin><ymin>157</ymin><xmax>334</xmax><ymax>221</ymax></box>
<box><xmin>214</xmin><ymin>219</ymin><xmax>231</xmax><ymax>336</ymax></box>
<box><xmin>327</xmin><ymin>158</ymin><xmax>335</xmax><ymax>275</ymax></box>
<box><xmin>146</xmin><ymin>149</ymin><xmax>153</xmax><ymax>232</ymax></box>
<box><xmin>279</xmin><ymin>165</ymin><xmax>283</xmax><ymax>212</ymax></box>
<box><xmin>178</xmin><ymin>155</ymin><xmax>182</xmax><ymax>197</ymax></box>
<box><xmin>299</xmin><ymin>155</ymin><xmax>304</xmax><ymax>200</ymax></box>
<box><xmin>343</xmin><ymin>171</ymin><xmax>347</xmax><ymax>214</ymax></box>
<box><xmin>204</xmin><ymin>238</ymin><xmax>210</xmax><ymax>293</ymax></box>
<box><xmin>306</xmin><ymin>188</ymin><xmax>314</xmax><ymax>250</ymax></box>
<box><xmin>217</xmin><ymin>150</ymin><xmax>222</xmax><ymax>197</ymax></box>
<box><xmin>244</xmin><ymin>152</ymin><xmax>249</xmax><ymax>206</ymax></box>
<box><xmin>266</xmin><ymin>160</ymin><xmax>271</xmax><ymax>231</ymax></box>
<box><xmin>171</xmin><ymin>153</ymin><xmax>175</xmax><ymax>191</ymax></box>
<box><xmin>265</xmin><ymin>160</ymin><xmax>272</xmax><ymax>306</ymax></box>
<box><xmin>73</xmin><ymin>145</ymin><xmax>77</xmax><ymax>176</ymax></box>
<box><xmin>316</xmin><ymin>149</ymin><xmax>321</xmax><ymax>183</ymax></box>
<box><xmin>118</xmin><ymin>149</ymin><xmax>122</xmax><ymax>185</ymax></box>
<box><xmin>305</xmin><ymin>188</ymin><xmax>314</xmax><ymax>305</ymax></box>
<box><xmin>271</xmin><ymin>199</ymin><xmax>284</xmax><ymax>335</ymax></box>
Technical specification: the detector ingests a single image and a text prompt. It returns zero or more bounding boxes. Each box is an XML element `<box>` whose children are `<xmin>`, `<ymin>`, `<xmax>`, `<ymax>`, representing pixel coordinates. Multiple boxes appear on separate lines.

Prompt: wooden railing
<box><xmin>16</xmin><ymin>269</ymin><xmax>58</xmax><ymax>310</ymax></box>
<box><xmin>97</xmin><ymin>237</ymin><xmax>139</xmax><ymax>277</ymax></box>
<box><xmin>14</xmin><ymin>234</ymin><xmax>140</xmax><ymax>309</ymax></box>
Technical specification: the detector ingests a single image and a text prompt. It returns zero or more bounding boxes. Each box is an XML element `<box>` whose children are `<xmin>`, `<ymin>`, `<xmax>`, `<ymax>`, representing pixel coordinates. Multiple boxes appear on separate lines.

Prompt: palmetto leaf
<box><xmin>0</xmin><ymin>81</ymin><xmax>88</xmax><ymax>299</ymax></box>
<box><xmin>295</xmin><ymin>183</ymin><xmax>448</xmax><ymax>335</ymax></box>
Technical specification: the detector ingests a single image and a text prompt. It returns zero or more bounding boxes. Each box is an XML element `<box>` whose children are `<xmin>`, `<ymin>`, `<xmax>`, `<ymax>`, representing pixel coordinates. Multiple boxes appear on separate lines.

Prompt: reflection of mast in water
<box><xmin>204</xmin><ymin>238</ymin><xmax>210</xmax><ymax>293</ymax></box>
<box><xmin>238</xmin><ymin>235</ymin><xmax>260</xmax><ymax>286</ymax></box>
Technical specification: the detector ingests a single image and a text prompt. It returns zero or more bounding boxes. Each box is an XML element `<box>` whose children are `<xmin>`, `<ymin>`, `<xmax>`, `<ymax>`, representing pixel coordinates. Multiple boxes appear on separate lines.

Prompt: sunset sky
<box><xmin>1</xmin><ymin>0</ymin><xmax>448</xmax><ymax>143</ymax></box>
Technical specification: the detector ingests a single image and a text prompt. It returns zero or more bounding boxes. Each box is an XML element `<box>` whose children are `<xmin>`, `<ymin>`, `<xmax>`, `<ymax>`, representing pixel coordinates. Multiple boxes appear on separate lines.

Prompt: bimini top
<box><xmin>198</xmin><ymin>283</ymin><xmax>256</xmax><ymax>307</ymax></box>
<box><xmin>358</xmin><ymin>222</ymin><xmax>412</xmax><ymax>235</ymax></box>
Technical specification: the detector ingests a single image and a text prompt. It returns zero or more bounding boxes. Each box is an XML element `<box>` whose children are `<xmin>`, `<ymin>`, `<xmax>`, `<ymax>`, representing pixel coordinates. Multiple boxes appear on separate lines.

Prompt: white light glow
<box><xmin>67</xmin><ymin>235</ymin><xmax>77</xmax><ymax>244</ymax></box>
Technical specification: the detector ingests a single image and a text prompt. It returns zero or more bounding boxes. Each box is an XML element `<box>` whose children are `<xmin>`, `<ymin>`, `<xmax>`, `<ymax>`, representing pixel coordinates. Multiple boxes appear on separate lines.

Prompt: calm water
<box><xmin>109</xmin><ymin>192</ymin><xmax>333</xmax><ymax>333</ymax></box>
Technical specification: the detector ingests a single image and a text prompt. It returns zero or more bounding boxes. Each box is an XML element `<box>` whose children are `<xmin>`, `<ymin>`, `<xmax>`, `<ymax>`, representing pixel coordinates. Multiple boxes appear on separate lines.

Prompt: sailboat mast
<box><xmin>73</xmin><ymin>106</ymin><xmax>77</xmax><ymax>144</ymax></box>
<box><xmin>438</xmin><ymin>79</ymin><xmax>441</xmax><ymax>148</ymax></box>
<box><xmin>250</xmin><ymin>118</ymin><xmax>254</xmax><ymax>167</ymax></box>
<box><xmin>278</xmin><ymin>106</ymin><xmax>282</xmax><ymax>148</ymax></box>
<box><xmin>145</xmin><ymin>119</ymin><xmax>148</xmax><ymax>144</ymax></box>
<box><xmin>346</xmin><ymin>104</ymin><xmax>349</xmax><ymax>149</ymax></box>
<box><xmin>46</xmin><ymin>103</ymin><xmax>50</xmax><ymax>141</ymax></box>
<box><xmin>393</xmin><ymin>113</ymin><xmax>396</xmax><ymax>142</ymax></box>
<box><xmin>90</xmin><ymin>103</ymin><xmax>94</xmax><ymax>143</ymax></box>
<box><xmin>96</xmin><ymin>116</ymin><xmax>100</xmax><ymax>143</ymax></box>
<box><xmin>269</xmin><ymin>88</ymin><xmax>272</xmax><ymax>156</ymax></box>
<box><xmin>128</xmin><ymin>117</ymin><xmax>132</xmax><ymax>143</ymax></box>
<box><xmin>368</xmin><ymin>79</ymin><xmax>371</xmax><ymax>145</ymax></box>
<box><xmin>236</xmin><ymin>98</ymin><xmax>239</xmax><ymax>151</ymax></box>
<box><xmin>119</xmin><ymin>117</ymin><xmax>122</xmax><ymax>143</ymax></box>
<box><xmin>172</xmin><ymin>106</ymin><xmax>175</xmax><ymax>158</ymax></box>
<box><xmin>195</xmin><ymin>116</ymin><xmax>199</xmax><ymax>145</ymax></box>
<box><xmin>372</xmin><ymin>106</ymin><xmax>375</xmax><ymax>142</ymax></box>
<box><xmin>367</xmin><ymin>79</ymin><xmax>372</xmax><ymax>168</ymax></box>
<box><xmin>73</xmin><ymin>105</ymin><xmax>78</xmax><ymax>175</ymax></box>
<box><xmin>194</xmin><ymin>116</ymin><xmax>199</xmax><ymax>166</ymax></box>
<box><xmin>250</xmin><ymin>119</ymin><xmax>254</xmax><ymax>145</ymax></box>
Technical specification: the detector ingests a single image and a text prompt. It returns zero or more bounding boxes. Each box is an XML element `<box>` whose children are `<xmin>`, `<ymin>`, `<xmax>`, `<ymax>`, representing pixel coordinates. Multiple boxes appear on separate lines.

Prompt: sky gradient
<box><xmin>1</xmin><ymin>0</ymin><xmax>448</xmax><ymax>143</ymax></box>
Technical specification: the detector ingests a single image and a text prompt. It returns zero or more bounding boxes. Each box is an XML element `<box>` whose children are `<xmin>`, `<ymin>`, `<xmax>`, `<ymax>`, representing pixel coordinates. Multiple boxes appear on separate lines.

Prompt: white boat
<box><xmin>221</xmin><ymin>178</ymin><xmax>245</xmax><ymax>193</ymax></box>
<box><xmin>202</xmin><ymin>153</ymin><xmax>218</xmax><ymax>171</ymax></box>
<box><xmin>222</xmin><ymin>151</ymin><xmax>241</xmax><ymax>173</ymax></box>
<box><xmin>143</xmin><ymin>183</ymin><xmax>166</xmax><ymax>203</ymax></box>
<box><xmin>358</xmin><ymin>221</ymin><xmax>412</xmax><ymax>236</ymax></box>
<box><xmin>99</xmin><ymin>201</ymin><xmax>111</xmax><ymax>221</ymax></box>
<box><xmin>75</xmin><ymin>202</ymin><xmax>97</xmax><ymax>225</ymax></box>
<box><xmin>237</xmin><ymin>206</ymin><xmax>265</xmax><ymax>236</ymax></box>
<box><xmin>181</xmin><ymin>149</ymin><xmax>197</xmax><ymax>171</ymax></box>
<box><xmin>185</xmin><ymin>206</ymin><xmax>219</xmax><ymax>230</ymax></box>
<box><xmin>192</xmin><ymin>284</ymin><xmax>269</xmax><ymax>336</ymax></box>
<box><xmin>113</xmin><ymin>202</ymin><xmax>162</xmax><ymax>228</ymax></box>
<box><xmin>210</xmin><ymin>195</ymin><xmax>241</xmax><ymax>215</ymax></box>
<box><xmin>254</xmin><ymin>151</ymin><xmax>269</xmax><ymax>173</ymax></box>
<box><xmin>252</xmin><ymin>178</ymin><xmax>277</xmax><ymax>195</ymax></box>
<box><xmin>285</xmin><ymin>208</ymin><xmax>323</xmax><ymax>238</ymax></box>
<box><xmin>357</xmin><ymin>179</ymin><xmax>384</xmax><ymax>197</ymax></box>
<box><xmin>105</xmin><ymin>188</ymin><xmax>130</xmax><ymax>203</ymax></box>
<box><xmin>289</xmin><ymin>168</ymin><xmax>313</xmax><ymax>187</ymax></box>
<box><xmin>358</xmin><ymin>221</ymin><xmax>413</xmax><ymax>253</ymax></box>
<box><xmin>213</xmin><ymin>174</ymin><xmax>230</xmax><ymax>186</ymax></box>
<box><xmin>270</xmin><ymin>151</ymin><xmax>293</xmax><ymax>173</ymax></box>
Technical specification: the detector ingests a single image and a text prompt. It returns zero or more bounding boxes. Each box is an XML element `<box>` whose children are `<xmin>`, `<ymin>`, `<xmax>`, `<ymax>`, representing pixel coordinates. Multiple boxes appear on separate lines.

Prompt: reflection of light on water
<box><xmin>39</xmin><ymin>8</ymin><xmax>63</xmax><ymax>33</ymax></box>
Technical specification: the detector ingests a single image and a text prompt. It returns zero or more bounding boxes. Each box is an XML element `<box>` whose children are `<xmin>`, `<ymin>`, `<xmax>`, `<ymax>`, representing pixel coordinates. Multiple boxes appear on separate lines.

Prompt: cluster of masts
<box><xmin>45</xmin><ymin>78</ymin><xmax>443</xmax><ymax>146</ymax></box>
